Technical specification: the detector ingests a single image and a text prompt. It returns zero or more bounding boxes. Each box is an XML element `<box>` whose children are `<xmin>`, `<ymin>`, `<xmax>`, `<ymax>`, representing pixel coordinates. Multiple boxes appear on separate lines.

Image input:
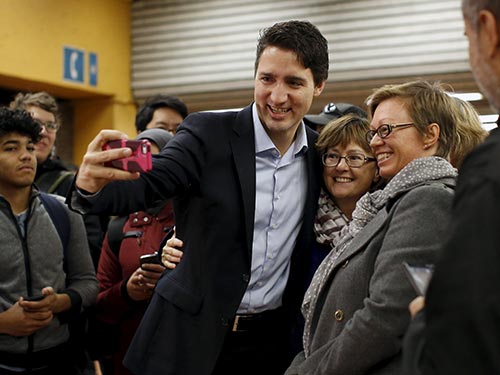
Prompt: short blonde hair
<box><xmin>366</xmin><ymin>80</ymin><xmax>458</xmax><ymax>159</ymax></box>
<box><xmin>449</xmin><ymin>97</ymin><xmax>487</xmax><ymax>168</ymax></box>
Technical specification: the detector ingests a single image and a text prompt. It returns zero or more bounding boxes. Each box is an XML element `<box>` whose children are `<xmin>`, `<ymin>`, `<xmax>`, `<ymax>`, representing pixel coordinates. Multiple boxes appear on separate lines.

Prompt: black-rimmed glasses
<box><xmin>365</xmin><ymin>122</ymin><xmax>414</xmax><ymax>143</ymax></box>
<box><xmin>322</xmin><ymin>152</ymin><xmax>376</xmax><ymax>168</ymax></box>
<box><xmin>33</xmin><ymin>118</ymin><xmax>60</xmax><ymax>134</ymax></box>
<box><xmin>30</xmin><ymin>113</ymin><xmax>59</xmax><ymax>133</ymax></box>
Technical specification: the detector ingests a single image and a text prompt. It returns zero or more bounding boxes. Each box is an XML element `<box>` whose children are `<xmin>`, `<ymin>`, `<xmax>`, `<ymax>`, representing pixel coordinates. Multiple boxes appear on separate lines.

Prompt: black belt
<box><xmin>229</xmin><ymin>307</ymin><xmax>284</xmax><ymax>333</ymax></box>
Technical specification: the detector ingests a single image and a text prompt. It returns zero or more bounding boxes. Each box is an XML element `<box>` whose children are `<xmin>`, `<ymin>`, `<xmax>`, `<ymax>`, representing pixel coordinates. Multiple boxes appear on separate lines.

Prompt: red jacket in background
<box><xmin>96</xmin><ymin>201</ymin><xmax>174</xmax><ymax>375</ymax></box>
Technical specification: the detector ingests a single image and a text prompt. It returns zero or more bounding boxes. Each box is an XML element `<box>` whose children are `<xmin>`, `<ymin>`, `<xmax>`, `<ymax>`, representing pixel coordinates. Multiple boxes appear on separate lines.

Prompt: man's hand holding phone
<box><xmin>75</xmin><ymin>130</ymin><xmax>142</xmax><ymax>194</ymax></box>
<box><xmin>1</xmin><ymin>288</ymin><xmax>58</xmax><ymax>336</ymax></box>
<box><xmin>103</xmin><ymin>139</ymin><xmax>152</xmax><ymax>173</ymax></box>
<box><xmin>19</xmin><ymin>287</ymin><xmax>71</xmax><ymax>316</ymax></box>
<box><xmin>127</xmin><ymin>260</ymin><xmax>165</xmax><ymax>301</ymax></box>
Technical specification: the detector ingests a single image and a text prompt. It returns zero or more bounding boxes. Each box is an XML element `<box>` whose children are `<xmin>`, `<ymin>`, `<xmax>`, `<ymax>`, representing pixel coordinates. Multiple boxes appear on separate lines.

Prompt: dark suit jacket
<box><xmin>403</xmin><ymin>127</ymin><xmax>500</xmax><ymax>374</ymax></box>
<box><xmin>68</xmin><ymin>105</ymin><xmax>321</xmax><ymax>375</ymax></box>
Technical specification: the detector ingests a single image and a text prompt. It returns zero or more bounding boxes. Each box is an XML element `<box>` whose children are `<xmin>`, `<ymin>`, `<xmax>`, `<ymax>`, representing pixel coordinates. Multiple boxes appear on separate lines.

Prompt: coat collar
<box><xmin>331</xmin><ymin>177</ymin><xmax>456</xmax><ymax>269</ymax></box>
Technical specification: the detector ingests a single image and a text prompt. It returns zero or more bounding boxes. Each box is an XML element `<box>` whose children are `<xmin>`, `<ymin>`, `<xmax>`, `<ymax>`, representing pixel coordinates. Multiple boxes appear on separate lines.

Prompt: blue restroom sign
<box><xmin>63</xmin><ymin>46</ymin><xmax>84</xmax><ymax>83</ymax></box>
<box><xmin>89</xmin><ymin>52</ymin><xmax>98</xmax><ymax>86</ymax></box>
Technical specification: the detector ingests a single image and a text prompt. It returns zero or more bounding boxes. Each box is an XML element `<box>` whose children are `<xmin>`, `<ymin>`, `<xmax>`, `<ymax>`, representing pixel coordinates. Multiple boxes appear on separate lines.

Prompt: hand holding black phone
<box><xmin>22</xmin><ymin>295</ymin><xmax>45</xmax><ymax>302</ymax></box>
<box><xmin>140</xmin><ymin>252</ymin><xmax>161</xmax><ymax>268</ymax></box>
<box><xmin>139</xmin><ymin>226</ymin><xmax>176</xmax><ymax>269</ymax></box>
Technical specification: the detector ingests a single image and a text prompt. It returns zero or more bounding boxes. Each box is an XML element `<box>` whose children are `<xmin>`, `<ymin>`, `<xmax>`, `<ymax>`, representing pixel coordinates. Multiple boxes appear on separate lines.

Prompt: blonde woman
<box><xmin>286</xmin><ymin>80</ymin><xmax>458</xmax><ymax>374</ymax></box>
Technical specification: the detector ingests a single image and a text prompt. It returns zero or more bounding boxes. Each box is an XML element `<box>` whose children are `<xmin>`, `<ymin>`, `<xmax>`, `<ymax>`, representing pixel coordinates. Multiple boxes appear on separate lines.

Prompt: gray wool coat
<box><xmin>286</xmin><ymin>177</ymin><xmax>455</xmax><ymax>375</ymax></box>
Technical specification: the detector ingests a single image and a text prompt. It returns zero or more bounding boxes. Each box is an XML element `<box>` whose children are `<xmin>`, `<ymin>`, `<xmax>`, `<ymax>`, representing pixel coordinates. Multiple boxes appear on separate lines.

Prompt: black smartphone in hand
<box><xmin>23</xmin><ymin>295</ymin><xmax>45</xmax><ymax>302</ymax></box>
<box><xmin>403</xmin><ymin>262</ymin><xmax>434</xmax><ymax>296</ymax></box>
<box><xmin>140</xmin><ymin>252</ymin><xmax>161</xmax><ymax>267</ymax></box>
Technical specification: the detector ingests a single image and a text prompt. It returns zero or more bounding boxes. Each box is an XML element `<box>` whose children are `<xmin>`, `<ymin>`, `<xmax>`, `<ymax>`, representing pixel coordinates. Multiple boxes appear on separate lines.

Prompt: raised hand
<box><xmin>76</xmin><ymin>129</ymin><xmax>141</xmax><ymax>193</ymax></box>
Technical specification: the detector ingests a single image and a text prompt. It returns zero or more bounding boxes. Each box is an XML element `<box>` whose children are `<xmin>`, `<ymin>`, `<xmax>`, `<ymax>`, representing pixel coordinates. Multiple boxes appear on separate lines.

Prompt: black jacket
<box><xmin>68</xmin><ymin>105</ymin><xmax>322</xmax><ymax>375</ymax></box>
<box><xmin>403</xmin><ymin>127</ymin><xmax>500</xmax><ymax>374</ymax></box>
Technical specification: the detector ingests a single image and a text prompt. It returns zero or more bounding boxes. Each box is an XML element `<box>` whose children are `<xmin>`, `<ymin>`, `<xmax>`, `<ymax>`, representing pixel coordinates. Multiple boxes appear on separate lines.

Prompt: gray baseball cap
<box><xmin>304</xmin><ymin>102</ymin><xmax>367</xmax><ymax>127</ymax></box>
<box><xmin>135</xmin><ymin>128</ymin><xmax>173</xmax><ymax>150</ymax></box>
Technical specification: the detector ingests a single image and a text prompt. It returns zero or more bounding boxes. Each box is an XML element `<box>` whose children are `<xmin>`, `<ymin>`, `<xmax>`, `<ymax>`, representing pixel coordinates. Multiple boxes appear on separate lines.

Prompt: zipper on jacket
<box><xmin>3</xmin><ymin>195</ymin><xmax>36</xmax><ymax>365</ymax></box>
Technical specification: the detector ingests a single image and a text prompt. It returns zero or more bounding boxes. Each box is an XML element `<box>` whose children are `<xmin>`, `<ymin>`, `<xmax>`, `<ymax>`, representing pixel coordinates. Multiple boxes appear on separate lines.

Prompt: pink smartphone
<box><xmin>103</xmin><ymin>139</ymin><xmax>152</xmax><ymax>173</ymax></box>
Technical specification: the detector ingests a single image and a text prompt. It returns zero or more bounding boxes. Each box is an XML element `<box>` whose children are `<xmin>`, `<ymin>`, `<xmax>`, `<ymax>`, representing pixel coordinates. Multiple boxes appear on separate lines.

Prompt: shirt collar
<box><xmin>252</xmin><ymin>103</ymin><xmax>308</xmax><ymax>156</ymax></box>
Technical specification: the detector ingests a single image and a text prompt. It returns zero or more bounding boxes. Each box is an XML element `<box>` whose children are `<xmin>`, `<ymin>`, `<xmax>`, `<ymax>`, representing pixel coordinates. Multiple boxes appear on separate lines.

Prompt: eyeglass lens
<box><xmin>323</xmin><ymin>153</ymin><xmax>367</xmax><ymax>168</ymax></box>
<box><xmin>366</xmin><ymin>124</ymin><xmax>389</xmax><ymax>142</ymax></box>
<box><xmin>366</xmin><ymin>123</ymin><xmax>414</xmax><ymax>143</ymax></box>
<box><xmin>35</xmin><ymin>119</ymin><xmax>59</xmax><ymax>133</ymax></box>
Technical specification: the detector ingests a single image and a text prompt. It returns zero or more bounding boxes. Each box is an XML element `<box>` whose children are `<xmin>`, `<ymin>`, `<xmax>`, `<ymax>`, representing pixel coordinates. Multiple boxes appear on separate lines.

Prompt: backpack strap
<box><xmin>36</xmin><ymin>170</ymin><xmax>75</xmax><ymax>194</ymax></box>
<box><xmin>107</xmin><ymin>216</ymin><xmax>129</xmax><ymax>258</ymax></box>
<box><xmin>38</xmin><ymin>192</ymin><xmax>70</xmax><ymax>271</ymax></box>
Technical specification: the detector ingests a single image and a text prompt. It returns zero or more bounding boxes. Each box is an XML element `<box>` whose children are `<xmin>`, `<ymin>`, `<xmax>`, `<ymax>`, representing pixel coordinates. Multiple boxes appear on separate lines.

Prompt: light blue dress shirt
<box><xmin>237</xmin><ymin>104</ymin><xmax>308</xmax><ymax>314</ymax></box>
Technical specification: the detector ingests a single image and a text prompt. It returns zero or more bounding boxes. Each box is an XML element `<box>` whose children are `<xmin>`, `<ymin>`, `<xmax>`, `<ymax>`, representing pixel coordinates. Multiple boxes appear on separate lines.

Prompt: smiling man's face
<box><xmin>254</xmin><ymin>46</ymin><xmax>324</xmax><ymax>149</ymax></box>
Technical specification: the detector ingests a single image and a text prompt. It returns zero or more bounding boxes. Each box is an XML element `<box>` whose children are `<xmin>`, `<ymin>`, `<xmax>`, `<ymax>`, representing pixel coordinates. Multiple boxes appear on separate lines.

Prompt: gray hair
<box><xmin>462</xmin><ymin>0</ymin><xmax>500</xmax><ymax>28</ymax></box>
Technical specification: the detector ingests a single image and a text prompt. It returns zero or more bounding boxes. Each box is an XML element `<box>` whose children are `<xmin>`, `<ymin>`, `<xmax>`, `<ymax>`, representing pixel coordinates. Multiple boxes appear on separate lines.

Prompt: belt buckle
<box><xmin>232</xmin><ymin>315</ymin><xmax>241</xmax><ymax>332</ymax></box>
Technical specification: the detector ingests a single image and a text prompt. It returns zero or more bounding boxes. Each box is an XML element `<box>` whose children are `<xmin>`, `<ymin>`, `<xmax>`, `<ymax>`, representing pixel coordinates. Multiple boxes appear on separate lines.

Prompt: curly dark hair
<box><xmin>0</xmin><ymin>107</ymin><xmax>42</xmax><ymax>143</ymax></box>
<box><xmin>255</xmin><ymin>20</ymin><xmax>329</xmax><ymax>86</ymax></box>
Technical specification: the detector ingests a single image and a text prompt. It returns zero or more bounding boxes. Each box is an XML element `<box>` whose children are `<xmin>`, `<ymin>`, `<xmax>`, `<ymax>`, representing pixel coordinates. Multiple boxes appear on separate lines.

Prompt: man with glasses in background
<box><xmin>10</xmin><ymin>92</ymin><xmax>106</xmax><ymax>267</ymax></box>
<box><xmin>10</xmin><ymin>92</ymin><xmax>74</xmax><ymax>196</ymax></box>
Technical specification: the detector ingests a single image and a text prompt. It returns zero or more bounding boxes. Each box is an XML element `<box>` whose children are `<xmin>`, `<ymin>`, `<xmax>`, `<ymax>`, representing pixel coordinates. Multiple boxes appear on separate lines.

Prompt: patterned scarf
<box><xmin>302</xmin><ymin>156</ymin><xmax>457</xmax><ymax>356</ymax></box>
<box><xmin>313</xmin><ymin>188</ymin><xmax>349</xmax><ymax>246</ymax></box>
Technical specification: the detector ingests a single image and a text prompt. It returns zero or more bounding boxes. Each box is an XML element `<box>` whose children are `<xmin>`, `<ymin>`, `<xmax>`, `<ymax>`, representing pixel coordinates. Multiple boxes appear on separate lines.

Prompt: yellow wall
<box><xmin>0</xmin><ymin>0</ymin><xmax>136</xmax><ymax>164</ymax></box>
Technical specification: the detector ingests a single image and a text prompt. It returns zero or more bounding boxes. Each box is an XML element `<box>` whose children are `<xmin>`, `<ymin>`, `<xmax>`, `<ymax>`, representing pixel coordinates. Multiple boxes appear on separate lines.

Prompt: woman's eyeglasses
<box><xmin>322</xmin><ymin>153</ymin><xmax>376</xmax><ymax>168</ymax></box>
<box><xmin>365</xmin><ymin>122</ymin><xmax>414</xmax><ymax>143</ymax></box>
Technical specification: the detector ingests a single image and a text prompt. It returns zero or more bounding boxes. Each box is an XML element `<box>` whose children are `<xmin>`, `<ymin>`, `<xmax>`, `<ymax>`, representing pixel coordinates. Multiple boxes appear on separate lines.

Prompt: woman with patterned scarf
<box><xmin>285</xmin><ymin>80</ymin><xmax>459</xmax><ymax>375</ymax></box>
<box><xmin>306</xmin><ymin>114</ymin><xmax>381</xmax><ymax>288</ymax></box>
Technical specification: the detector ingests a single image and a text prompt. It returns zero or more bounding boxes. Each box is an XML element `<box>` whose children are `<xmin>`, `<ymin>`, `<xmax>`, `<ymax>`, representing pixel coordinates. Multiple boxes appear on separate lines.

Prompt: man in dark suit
<box><xmin>67</xmin><ymin>20</ymin><xmax>328</xmax><ymax>375</ymax></box>
<box><xmin>403</xmin><ymin>1</ymin><xmax>500</xmax><ymax>373</ymax></box>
